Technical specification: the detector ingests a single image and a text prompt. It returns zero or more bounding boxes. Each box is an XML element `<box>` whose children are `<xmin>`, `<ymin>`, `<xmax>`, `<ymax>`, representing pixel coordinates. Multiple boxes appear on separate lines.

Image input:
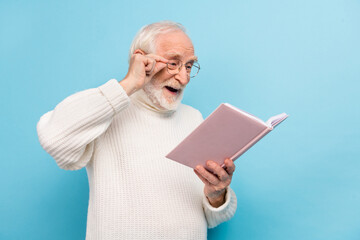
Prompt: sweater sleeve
<box><xmin>202</xmin><ymin>187</ymin><xmax>237</xmax><ymax>229</ymax></box>
<box><xmin>37</xmin><ymin>79</ymin><xmax>130</xmax><ymax>170</ymax></box>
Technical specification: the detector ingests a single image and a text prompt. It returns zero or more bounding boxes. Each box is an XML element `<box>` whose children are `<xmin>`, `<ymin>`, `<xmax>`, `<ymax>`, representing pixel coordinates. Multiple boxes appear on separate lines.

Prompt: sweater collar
<box><xmin>130</xmin><ymin>89</ymin><xmax>177</xmax><ymax>115</ymax></box>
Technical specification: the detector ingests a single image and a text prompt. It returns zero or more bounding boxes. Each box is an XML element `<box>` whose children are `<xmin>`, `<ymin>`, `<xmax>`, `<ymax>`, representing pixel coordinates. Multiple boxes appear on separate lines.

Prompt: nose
<box><xmin>174</xmin><ymin>65</ymin><xmax>190</xmax><ymax>85</ymax></box>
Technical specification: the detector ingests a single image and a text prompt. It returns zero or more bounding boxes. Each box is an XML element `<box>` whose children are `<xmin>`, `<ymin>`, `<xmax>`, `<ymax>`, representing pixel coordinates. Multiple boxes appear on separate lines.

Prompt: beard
<box><xmin>143</xmin><ymin>78</ymin><xmax>185</xmax><ymax>111</ymax></box>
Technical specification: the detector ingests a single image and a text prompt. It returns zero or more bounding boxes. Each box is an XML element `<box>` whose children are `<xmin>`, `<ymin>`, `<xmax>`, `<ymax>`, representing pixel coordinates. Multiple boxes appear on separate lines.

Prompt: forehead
<box><xmin>155</xmin><ymin>31</ymin><xmax>196</xmax><ymax>61</ymax></box>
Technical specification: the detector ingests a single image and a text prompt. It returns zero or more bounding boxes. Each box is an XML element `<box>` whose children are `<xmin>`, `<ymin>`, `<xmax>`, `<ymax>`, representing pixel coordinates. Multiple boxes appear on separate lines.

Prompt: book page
<box><xmin>266</xmin><ymin>113</ymin><xmax>288</xmax><ymax>128</ymax></box>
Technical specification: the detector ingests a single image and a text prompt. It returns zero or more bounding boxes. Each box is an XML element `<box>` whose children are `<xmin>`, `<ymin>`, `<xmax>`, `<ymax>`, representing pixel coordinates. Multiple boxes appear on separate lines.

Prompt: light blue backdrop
<box><xmin>1</xmin><ymin>0</ymin><xmax>359</xmax><ymax>239</ymax></box>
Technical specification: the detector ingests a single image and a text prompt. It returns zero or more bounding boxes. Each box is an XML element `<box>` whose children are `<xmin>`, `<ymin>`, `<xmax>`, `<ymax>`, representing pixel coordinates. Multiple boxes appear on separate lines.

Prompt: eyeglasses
<box><xmin>166</xmin><ymin>59</ymin><xmax>200</xmax><ymax>78</ymax></box>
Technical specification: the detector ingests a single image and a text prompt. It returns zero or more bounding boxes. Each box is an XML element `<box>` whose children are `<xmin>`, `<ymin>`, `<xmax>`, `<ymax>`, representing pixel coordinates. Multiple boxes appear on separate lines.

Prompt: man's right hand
<box><xmin>120</xmin><ymin>53</ymin><xmax>168</xmax><ymax>96</ymax></box>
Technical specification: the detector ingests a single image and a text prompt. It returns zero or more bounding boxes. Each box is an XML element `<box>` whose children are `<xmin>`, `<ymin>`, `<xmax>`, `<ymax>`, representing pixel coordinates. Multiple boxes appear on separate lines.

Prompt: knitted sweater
<box><xmin>37</xmin><ymin>79</ymin><xmax>237</xmax><ymax>240</ymax></box>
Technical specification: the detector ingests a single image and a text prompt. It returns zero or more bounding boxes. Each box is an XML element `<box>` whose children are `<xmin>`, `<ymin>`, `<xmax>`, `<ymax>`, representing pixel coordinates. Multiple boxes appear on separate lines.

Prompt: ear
<box><xmin>134</xmin><ymin>49</ymin><xmax>146</xmax><ymax>55</ymax></box>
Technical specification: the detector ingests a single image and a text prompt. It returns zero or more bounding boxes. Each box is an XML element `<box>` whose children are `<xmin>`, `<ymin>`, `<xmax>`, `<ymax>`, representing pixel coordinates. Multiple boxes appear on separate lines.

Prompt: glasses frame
<box><xmin>166</xmin><ymin>60</ymin><xmax>200</xmax><ymax>78</ymax></box>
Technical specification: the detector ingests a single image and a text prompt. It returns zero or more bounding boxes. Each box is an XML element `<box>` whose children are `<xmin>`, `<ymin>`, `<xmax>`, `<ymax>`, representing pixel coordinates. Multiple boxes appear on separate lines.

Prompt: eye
<box><xmin>185</xmin><ymin>63</ymin><xmax>193</xmax><ymax>72</ymax></box>
<box><xmin>167</xmin><ymin>60</ymin><xmax>180</xmax><ymax>70</ymax></box>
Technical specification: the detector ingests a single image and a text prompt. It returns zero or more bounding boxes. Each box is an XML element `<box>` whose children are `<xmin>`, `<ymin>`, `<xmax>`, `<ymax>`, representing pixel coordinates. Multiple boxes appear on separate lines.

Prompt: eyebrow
<box><xmin>165</xmin><ymin>52</ymin><xmax>198</xmax><ymax>62</ymax></box>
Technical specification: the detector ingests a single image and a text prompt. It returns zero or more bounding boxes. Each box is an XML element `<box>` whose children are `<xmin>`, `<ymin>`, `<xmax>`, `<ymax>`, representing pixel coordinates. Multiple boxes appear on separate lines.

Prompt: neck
<box><xmin>131</xmin><ymin>89</ymin><xmax>177</xmax><ymax>115</ymax></box>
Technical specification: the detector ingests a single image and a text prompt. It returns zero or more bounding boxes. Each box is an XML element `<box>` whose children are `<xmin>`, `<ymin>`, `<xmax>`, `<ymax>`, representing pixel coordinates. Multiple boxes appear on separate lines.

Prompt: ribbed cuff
<box><xmin>98</xmin><ymin>79</ymin><xmax>130</xmax><ymax>114</ymax></box>
<box><xmin>203</xmin><ymin>187</ymin><xmax>237</xmax><ymax>228</ymax></box>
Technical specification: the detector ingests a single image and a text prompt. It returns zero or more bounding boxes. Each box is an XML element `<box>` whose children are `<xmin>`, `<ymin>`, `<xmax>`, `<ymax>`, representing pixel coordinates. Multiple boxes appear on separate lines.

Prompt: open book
<box><xmin>166</xmin><ymin>103</ymin><xmax>288</xmax><ymax>169</ymax></box>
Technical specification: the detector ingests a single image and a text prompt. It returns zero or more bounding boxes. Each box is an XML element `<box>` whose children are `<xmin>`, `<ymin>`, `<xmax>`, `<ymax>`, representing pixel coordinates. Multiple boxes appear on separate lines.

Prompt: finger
<box><xmin>144</xmin><ymin>57</ymin><xmax>156</xmax><ymax>74</ymax></box>
<box><xmin>145</xmin><ymin>54</ymin><xmax>168</xmax><ymax>76</ymax></box>
<box><xmin>224</xmin><ymin>158</ymin><xmax>235</xmax><ymax>175</ymax></box>
<box><xmin>195</xmin><ymin>165</ymin><xmax>221</xmax><ymax>185</ymax></box>
<box><xmin>206</xmin><ymin>160</ymin><xmax>230</xmax><ymax>182</ymax></box>
<box><xmin>148</xmin><ymin>60</ymin><xmax>156</xmax><ymax>74</ymax></box>
<box><xmin>144</xmin><ymin>56</ymin><xmax>168</xmax><ymax>77</ymax></box>
<box><xmin>146</xmin><ymin>54</ymin><xmax>169</xmax><ymax>64</ymax></box>
<box><xmin>151</xmin><ymin>62</ymin><xmax>167</xmax><ymax>76</ymax></box>
<box><xmin>194</xmin><ymin>169</ymin><xmax>211</xmax><ymax>185</ymax></box>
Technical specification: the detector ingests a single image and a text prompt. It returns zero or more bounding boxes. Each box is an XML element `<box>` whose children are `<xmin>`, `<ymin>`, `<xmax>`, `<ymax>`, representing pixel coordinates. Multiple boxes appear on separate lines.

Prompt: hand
<box><xmin>120</xmin><ymin>53</ymin><xmax>168</xmax><ymax>96</ymax></box>
<box><xmin>194</xmin><ymin>158</ymin><xmax>235</xmax><ymax>208</ymax></box>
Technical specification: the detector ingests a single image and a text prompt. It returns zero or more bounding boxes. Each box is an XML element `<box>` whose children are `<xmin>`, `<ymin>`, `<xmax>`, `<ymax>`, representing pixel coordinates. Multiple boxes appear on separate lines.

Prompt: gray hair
<box><xmin>128</xmin><ymin>21</ymin><xmax>187</xmax><ymax>62</ymax></box>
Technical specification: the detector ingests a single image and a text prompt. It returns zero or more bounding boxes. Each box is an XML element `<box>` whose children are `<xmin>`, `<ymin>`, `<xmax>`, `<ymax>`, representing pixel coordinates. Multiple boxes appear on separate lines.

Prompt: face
<box><xmin>143</xmin><ymin>30</ymin><xmax>197</xmax><ymax>110</ymax></box>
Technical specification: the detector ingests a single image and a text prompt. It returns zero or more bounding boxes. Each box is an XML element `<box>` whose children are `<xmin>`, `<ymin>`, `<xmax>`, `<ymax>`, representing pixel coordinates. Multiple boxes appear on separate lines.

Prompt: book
<box><xmin>166</xmin><ymin>103</ymin><xmax>288</xmax><ymax>169</ymax></box>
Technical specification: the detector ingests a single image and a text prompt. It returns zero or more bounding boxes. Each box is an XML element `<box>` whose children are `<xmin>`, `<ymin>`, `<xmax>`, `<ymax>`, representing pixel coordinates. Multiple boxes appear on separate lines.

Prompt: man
<box><xmin>37</xmin><ymin>21</ymin><xmax>237</xmax><ymax>239</ymax></box>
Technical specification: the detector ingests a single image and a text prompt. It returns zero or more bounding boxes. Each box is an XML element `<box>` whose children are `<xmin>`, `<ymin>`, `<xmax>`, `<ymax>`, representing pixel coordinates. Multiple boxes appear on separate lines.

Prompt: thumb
<box><xmin>145</xmin><ymin>54</ymin><xmax>168</xmax><ymax>76</ymax></box>
<box><xmin>153</xmin><ymin>61</ymin><xmax>167</xmax><ymax>74</ymax></box>
<box><xmin>148</xmin><ymin>61</ymin><xmax>167</xmax><ymax>78</ymax></box>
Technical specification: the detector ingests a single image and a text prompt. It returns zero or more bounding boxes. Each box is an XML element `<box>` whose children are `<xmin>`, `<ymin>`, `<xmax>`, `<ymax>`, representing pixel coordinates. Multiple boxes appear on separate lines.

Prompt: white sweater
<box><xmin>37</xmin><ymin>79</ymin><xmax>237</xmax><ymax>240</ymax></box>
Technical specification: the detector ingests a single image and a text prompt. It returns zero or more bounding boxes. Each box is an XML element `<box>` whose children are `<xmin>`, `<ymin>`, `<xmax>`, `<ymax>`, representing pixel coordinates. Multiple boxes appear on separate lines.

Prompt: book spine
<box><xmin>230</xmin><ymin>127</ymin><xmax>272</xmax><ymax>162</ymax></box>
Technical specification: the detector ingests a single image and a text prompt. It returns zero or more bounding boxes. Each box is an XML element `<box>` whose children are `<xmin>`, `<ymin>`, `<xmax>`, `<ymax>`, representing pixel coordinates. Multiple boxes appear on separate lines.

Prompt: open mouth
<box><xmin>165</xmin><ymin>86</ymin><xmax>180</xmax><ymax>94</ymax></box>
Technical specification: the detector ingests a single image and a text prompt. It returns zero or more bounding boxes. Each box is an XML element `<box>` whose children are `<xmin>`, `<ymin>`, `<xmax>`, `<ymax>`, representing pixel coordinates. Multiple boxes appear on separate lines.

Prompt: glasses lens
<box><xmin>167</xmin><ymin>60</ymin><xmax>180</xmax><ymax>74</ymax></box>
<box><xmin>166</xmin><ymin>60</ymin><xmax>200</xmax><ymax>78</ymax></box>
<box><xmin>190</xmin><ymin>62</ymin><xmax>200</xmax><ymax>78</ymax></box>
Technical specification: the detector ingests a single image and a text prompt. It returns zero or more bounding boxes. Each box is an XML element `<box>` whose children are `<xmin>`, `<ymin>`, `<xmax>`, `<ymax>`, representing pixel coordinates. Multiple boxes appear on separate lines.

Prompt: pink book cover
<box><xmin>166</xmin><ymin>103</ymin><xmax>288</xmax><ymax>169</ymax></box>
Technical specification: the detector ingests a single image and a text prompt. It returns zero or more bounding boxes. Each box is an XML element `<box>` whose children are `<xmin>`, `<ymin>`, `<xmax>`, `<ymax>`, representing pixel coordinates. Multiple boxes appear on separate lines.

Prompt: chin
<box><xmin>143</xmin><ymin>82</ymin><xmax>184</xmax><ymax>111</ymax></box>
<box><xmin>161</xmin><ymin>91</ymin><xmax>184</xmax><ymax>110</ymax></box>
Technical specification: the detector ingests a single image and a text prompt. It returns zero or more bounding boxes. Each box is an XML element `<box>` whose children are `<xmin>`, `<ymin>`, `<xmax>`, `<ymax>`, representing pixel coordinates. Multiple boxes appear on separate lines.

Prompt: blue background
<box><xmin>1</xmin><ymin>0</ymin><xmax>359</xmax><ymax>239</ymax></box>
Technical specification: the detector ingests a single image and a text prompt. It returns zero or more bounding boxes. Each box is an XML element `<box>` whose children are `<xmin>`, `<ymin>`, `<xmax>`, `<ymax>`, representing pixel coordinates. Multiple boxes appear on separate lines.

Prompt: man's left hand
<box><xmin>194</xmin><ymin>158</ymin><xmax>235</xmax><ymax>208</ymax></box>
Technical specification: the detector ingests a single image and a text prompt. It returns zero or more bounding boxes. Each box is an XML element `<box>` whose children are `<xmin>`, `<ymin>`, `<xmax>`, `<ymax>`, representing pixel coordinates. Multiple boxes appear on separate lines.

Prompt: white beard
<box><xmin>143</xmin><ymin>79</ymin><xmax>184</xmax><ymax>111</ymax></box>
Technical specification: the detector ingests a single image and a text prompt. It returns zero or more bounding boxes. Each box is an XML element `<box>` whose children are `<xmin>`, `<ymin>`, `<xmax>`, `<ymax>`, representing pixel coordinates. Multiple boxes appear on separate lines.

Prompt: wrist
<box><xmin>207</xmin><ymin>190</ymin><xmax>226</xmax><ymax>208</ymax></box>
<box><xmin>119</xmin><ymin>76</ymin><xmax>138</xmax><ymax>96</ymax></box>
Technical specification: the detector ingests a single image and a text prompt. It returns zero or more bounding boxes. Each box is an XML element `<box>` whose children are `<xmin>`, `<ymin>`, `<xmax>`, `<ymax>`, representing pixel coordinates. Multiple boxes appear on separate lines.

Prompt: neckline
<box><xmin>130</xmin><ymin>89</ymin><xmax>177</xmax><ymax>116</ymax></box>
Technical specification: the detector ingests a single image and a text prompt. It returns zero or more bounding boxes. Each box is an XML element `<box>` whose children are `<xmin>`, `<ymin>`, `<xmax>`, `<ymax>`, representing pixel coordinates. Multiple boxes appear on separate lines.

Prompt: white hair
<box><xmin>128</xmin><ymin>21</ymin><xmax>187</xmax><ymax>62</ymax></box>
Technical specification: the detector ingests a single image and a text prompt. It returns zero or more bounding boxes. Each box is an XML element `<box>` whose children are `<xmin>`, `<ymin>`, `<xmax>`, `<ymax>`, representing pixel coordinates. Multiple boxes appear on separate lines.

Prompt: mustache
<box><xmin>160</xmin><ymin>80</ymin><xmax>184</xmax><ymax>90</ymax></box>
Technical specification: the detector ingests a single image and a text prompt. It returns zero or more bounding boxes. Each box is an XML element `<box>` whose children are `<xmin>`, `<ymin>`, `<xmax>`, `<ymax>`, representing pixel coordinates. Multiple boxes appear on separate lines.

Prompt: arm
<box><xmin>37</xmin><ymin>52</ymin><xmax>168</xmax><ymax>170</ymax></box>
<box><xmin>37</xmin><ymin>80</ymin><xmax>130</xmax><ymax>170</ymax></box>
<box><xmin>194</xmin><ymin>159</ymin><xmax>237</xmax><ymax>228</ymax></box>
<box><xmin>202</xmin><ymin>186</ymin><xmax>237</xmax><ymax>228</ymax></box>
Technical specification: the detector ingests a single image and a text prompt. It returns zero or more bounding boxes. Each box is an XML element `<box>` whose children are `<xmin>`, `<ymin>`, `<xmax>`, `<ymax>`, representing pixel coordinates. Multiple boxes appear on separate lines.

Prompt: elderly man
<box><xmin>37</xmin><ymin>21</ymin><xmax>237</xmax><ymax>239</ymax></box>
